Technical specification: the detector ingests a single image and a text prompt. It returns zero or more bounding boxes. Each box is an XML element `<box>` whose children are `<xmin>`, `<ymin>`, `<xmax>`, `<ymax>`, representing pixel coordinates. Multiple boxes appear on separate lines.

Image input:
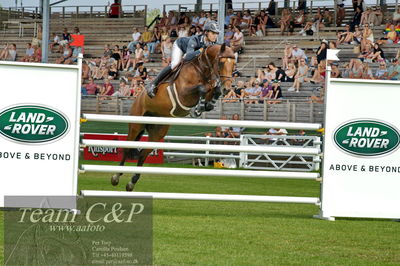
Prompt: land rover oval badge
<box><xmin>333</xmin><ymin>120</ymin><xmax>400</xmax><ymax>157</ymax></box>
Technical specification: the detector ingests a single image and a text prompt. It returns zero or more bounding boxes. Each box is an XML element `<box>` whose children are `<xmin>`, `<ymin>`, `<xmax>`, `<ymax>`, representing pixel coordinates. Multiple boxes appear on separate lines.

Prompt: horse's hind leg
<box><xmin>111</xmin><ymin>123</ymin><xmax>145</xmax><ymax>186</ymax></box>
<box><xmin>126</xmin><ymin>124</ymin><xmax>170</xmax><ymax>191</ymax></box>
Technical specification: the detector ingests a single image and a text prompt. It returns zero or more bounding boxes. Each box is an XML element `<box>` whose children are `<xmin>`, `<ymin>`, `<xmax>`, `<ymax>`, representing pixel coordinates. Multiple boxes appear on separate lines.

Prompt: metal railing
<box><xmin>1</xmin><ymin>5</ymin><xmax>147</xmax><ymax>22</ymax></box>
<box><xmin>81</xmin><ymin>96</ymin><xmax>325</xmax><ymax>123</ymax></box>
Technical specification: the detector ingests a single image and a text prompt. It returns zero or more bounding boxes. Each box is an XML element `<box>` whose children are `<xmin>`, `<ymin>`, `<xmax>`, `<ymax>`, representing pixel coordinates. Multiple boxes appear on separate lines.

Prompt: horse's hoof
<box><xmin>111</xmin><ymin>174</ymin><xmax>120</xmax><ymax>186</ymax></box>
<box><xmin>126</xmin><ymin>182</ymin><xmax>135</xmax><ymax>192</ymax></box>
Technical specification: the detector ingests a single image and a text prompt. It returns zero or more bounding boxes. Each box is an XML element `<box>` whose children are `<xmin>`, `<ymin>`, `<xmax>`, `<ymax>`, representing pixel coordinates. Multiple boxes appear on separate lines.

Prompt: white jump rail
<box><xmin>82</xmin><ymin>114</ymin><xmax>323</xmax><ymax>130</ymax></box>
<box><xmin>80</xmin><ymin>165</ymin><xmax>319</xmax><ymax>180</ymax></box>
<box><xmin>81</xmin><ymin>190</ymin><xmax>320</xmax><ymax>205</ymax></box>
<box><xmin>81</xmin><ymin>139</ymin><xmax>321</xmax><ymax>156</ymax></box>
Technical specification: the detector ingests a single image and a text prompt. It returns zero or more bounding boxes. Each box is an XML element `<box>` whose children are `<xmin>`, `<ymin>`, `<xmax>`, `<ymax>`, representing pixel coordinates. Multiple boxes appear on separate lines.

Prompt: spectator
<box><xmin>127</xmin><ymin>28</ymin><xmax>141</xmax><ymax>52</ymax></box>
<box><xmin>32</xmin><ymin>45</ymin><xmax>41</xmax><ymax>62</ymax></box>
<box><xmin>160</xmin><ymin>27</ymin><xmax>169</xmax><ymax>42</ymax></box>
<box><xmin>161</xmin><ymin>37</ymin><xmax>173</xmax><ymax>67</ymax></box>
<box><xmin>393</xmin><ymin>7</ymin><xmax>400</xmax><ymax>22</ymax></box>
<box><xmin>147</xmin><ymin>27</ymin><xmax>161</xmax><ymax>54</ymax></box>
<box><xmin>85</xmin><ymin>77</ymin><xmax>98</xmax><ymax>95</ymax></box>
<box><xmin>369</xmin><ymin>7</ymin><xmax>383</xmax><ymax>26</ymax></box>
<box><xmin>99</xmin><ymin>78</ymin><xmax>114</xmax><ymax>96</ymax></box>
<box><xmin>291</xmin><ymin>45</ymin><xmax>307</xmax><ymax>64</ymax></box>
<box><xmin>134</xmin><ymin>62</ymin><xmax>148</xmax><ymax>82</ymax></box>
<box><xmin>261</xmin><ymin>79</ymin><xmax>272</xmax><ymax>99</ymax></box>
<box><xmin>125</xmin><ymin>43</ymin><xmax>143</xmax><ymax>70</ymax></box>
<box><xmin>244</xmin><ymin>80</ymin><xmax>262</xmax><ymax>103</ymax></box>
<box><xmin>49</xmin><ymin>32</ymin><xmax>60</xmax><ymax>52</ymax></box>
<box><xmin>288</xmin><ymin>58</ymin><xmax>308</xmax><ymax>92</ymax></box>
<box><xmin>308</xmin><ymin>61</ymin><xmax>325</xmax><ymax>84</ymax></box>
<box><xmin>266</xmin><ymin>128</ymin><xmax>288</xmax><ymax>144</ymax></box>
<box><xmin>198</xmin><ymin>11</ymin><xmax>207</xmax><ymax>29</ymax></box>
<box><xmin>58</xmin><ymin>28</ymin><xmax>71</xmax><ymax>52</ymax></box>
<box><xmin>216</xmin><ymin>115</ymin><xmax>230</xmax><ymax>138</ymax></box>
<box><xmin>225</xmin><ymin>9</ymin><xmax>234</xmax><ymax>27</ymax></box>
<box><xmin>195</xmin><ymin>26</ymin><xmax>203</xmax><ymax>35</ymax></box>
<box><xmin>279</xmin><ymin>8</ymin><xmax>291</xmax><ymax>35</ymax></box>
<box><xmin>178</xmin><ymin>12</ymin><xmax>190</xmax><ymax>27</ymax></box>
<box><xmin>191</xmin><ymin>12</ymin><xmax>200</xmax><ymax>27</ymax></box>
<box><xmin>331</xmin><ymin>62</ymin><xmax>341</xmax><ymax>78</ymax></box>
<box><xmin>223</xmin><ymin>87</ymin><xmax>239</xmax><ymax>102</ymax></box>
<box><xmin>336</xmin><ymin>0</ymin><xmax>346</xmax><ymax>26</ymax></box>
<box><xmin>231</xmin><ymin>26</ymin><xmax>244</xmax><ymax>52</ymax></box>
<box><xmin>241</xmin><ymin>10</ymin><xmax>253</xmax><ymax>30</ymax></box>
<box><xmin>374</xmin><ymin>61</ymin><xmax>387</xmax><ymax>79</ymax></box>
<box><xmin>360</xmin><ymin>7</ymin><xmax>372</xmax><ymax>26</ymax></box>
<box><xmin>382</xmin><ymin>58</ymin><xmax>400</xmax><ymax>80</ymax></box>
<box><xmin>56</xmin><ymin>43</ymin><xmax>72</xmax><ymax>64</ymax></box>
<box><xmin>267</xmin><ymin>0</ymin><xmax>276</xmax><ymax>16</ymax></box>
<box><xmin>282</xmin><ymin>43</ymin><xmax>293</xmax><ymax>69</ymax></box>
<box><xmin>361</xmin><ymin>23</ymin><xmax>374</xmax><ymax>50</ymax></box>
<box><xmin>285</xmin><ymin>62</ymin><xmax>297</xmax><ymax>82</ymax></box>
<box><xmin>275</xmin><ymin>66</ymin><xmax>286</xmax><ymax>82</ymax></box>
<box><xmin>349</xmin><ymin>59</ymin><xmax>363</xmax><ymax>78</ymax></box>
<box><xmin>73</xmin><ymin>27</ymin><xmax>81</xmax><ymax>35</ymax></box>
<box><xmin>111</xmin><ymin>45</ymin><xmax>123</xmax><ymax>70</ymax></box>
<box><xmin>351</xmin><ymin>6</ymin><xmax>362</xmax><ymax>31</ymax></box>
<box><xmin>112</xmin><ymin>79</ymin><xmax>132</xmax><ymax>97</ymax></box>
<box><xmin>377</xmin><ymin>24</ymin><xmax>397</xmax><ymax>45</ymax></box>
<box><xmin>130</xmin><ymin>79</ymin><xmax>145</xmax><ymax>97</ymax></box>
<box><xmin>289</xmin><ymin>10</ymin><xmax>305</xmax><ymax>33</ymax></box>
<box><xmin>234</xmin><ymin>80</ymin><xmax>246</xmax><ymax>98</ymax></box>
<box><xmin>361</xmin><ymin>62</ymin><xmax>373</xmax><ymax>79</ymax></box>
<box><xmin>370</xmin><ymin>43</ymin><xmax>385</xmax><ymax>62</ymax></box>
<box><xmin>224</xmin><ymin>24</ymin><xmax>234</xmax><ymax>46</ymax></box>
<box><xmin>166</xmin><ymin>11</ymin><xmax>178</xmax><ymax>30</ymax></box>
<box><xmin>64</xmin><ymin>46</ymin><xmax>82</xmax><ymax>64</ymax></box>
<box><xmin>143</xmin><ymin>45</ymin><xmax>150</xmax><ymax>63</ymax></box>
<box><xmin>316</xmin><ymin>40</ymin><xmax>328</xmax><ymax>63</ymax></box>
<box><xmin>258</xmin><ymin>63</ymin><xmax>276</xmax><ymax>82</ymax></box>
<box><xmin>21</xmin><ymin>43</ymin><xmax>34</xmax><ymax>62</ymax></box>
<box><xmin>188</xmin><ymin>26</ymin><xmax>196</xmax><ymax>36</ymax></box>
<box><xmin>230</xmin><ymin>11</ymin><xmax>243</xmax><ymax>27</ymax></box>
<box><xmin>141</xmin><ymin>26</ymin><xmax>152</xmax><ymax>45</ymax></box>
<box><xmin>108</xmin><ymin>62</ymin><xmax>118</xmax><ymax>80</ymax></box>
<box><xmin>323</xmin><ymin>8</ymin><xmax>333</xmax><ymax>27</ymax></box>
<box><xmin>178</xmin><ymin>26</ymin><xmax>188</xmax><ymax>37</ymax></box>
<box><xmin>108</xmin><ymin>0</ymin><xmax>122</xmax><ymax>18</ymax></box>
<box><xmin>353</xmin><ymin>25</ymin><xmax>362</xmax><ymax>44</ymax></box>
<box><xmin>157</xmin><ymin>11</ymin><xmax>168</xmax><ymax>28</ymax></box>
<box><xmin>270</xmin><ymin>80</ymin><xmax>283</xmax><ymax>101</ymax></box>
<box><xmin>121</xmin><ymin>45</ymin><xmax>130</xmax><ymax>70</ymax></box>
<box><xmin>82</xmin><ymin>61</ymin><xmax>90</xmax><ymax>79</ymax></box>
<box><xmin>336</xmin><ymin>25</ymin><xmax>354</xmax><ymax>45</ymax></box>
<box><xmin>228</xmin><ymin>114</ymin><xmax>243</xmax><ymax>138</ymax></box>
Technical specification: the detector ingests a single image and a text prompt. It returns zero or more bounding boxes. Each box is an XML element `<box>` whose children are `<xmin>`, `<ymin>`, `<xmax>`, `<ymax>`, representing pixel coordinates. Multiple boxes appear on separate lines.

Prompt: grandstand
<box><xmin>1</xmin><ymin>1</ymin><xmax>399</xmax><ymax>123</ymax></box>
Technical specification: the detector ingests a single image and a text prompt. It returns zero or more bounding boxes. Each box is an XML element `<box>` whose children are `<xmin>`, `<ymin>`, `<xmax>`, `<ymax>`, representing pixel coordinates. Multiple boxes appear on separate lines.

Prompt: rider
<box><xmin>146</xmin><ymin>21</ymin><xmax>220</xmax><ymax>98</ymax></box>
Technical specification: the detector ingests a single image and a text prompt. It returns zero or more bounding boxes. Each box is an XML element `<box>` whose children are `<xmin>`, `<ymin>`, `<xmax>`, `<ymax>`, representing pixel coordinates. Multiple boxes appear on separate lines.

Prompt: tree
<box><xmin>146</xmin><ymin>8</ymin><xmax>161</xmax><ymax>28</ymax></box>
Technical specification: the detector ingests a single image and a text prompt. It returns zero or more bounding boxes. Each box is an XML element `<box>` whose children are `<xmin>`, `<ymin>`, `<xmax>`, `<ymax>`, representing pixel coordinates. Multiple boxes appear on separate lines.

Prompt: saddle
<box><xmin>160</xmin><ymin>55</ymin><xmax>200</xmax><ymax>86</ymax></box>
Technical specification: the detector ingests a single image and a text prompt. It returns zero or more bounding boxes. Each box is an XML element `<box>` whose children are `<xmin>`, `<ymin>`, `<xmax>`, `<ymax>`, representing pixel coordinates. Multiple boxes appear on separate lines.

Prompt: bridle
<box><xmin>192</xmin><ymin>46</ymin><xmax>234</xmax><ymax>87</ymax></box>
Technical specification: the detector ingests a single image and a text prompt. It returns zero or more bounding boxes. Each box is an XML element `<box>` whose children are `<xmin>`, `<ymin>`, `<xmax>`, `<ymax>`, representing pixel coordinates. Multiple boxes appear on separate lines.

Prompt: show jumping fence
<box><xmin>80</xmin><ymin>114</ymin><xmax>323</xmax><ymax>204</ymax></box>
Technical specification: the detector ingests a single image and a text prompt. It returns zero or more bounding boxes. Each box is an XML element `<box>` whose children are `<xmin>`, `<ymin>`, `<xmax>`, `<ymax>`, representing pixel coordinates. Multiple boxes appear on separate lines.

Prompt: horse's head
<box><xmin>217</xmin><ymin>44</ymin><xmax>236</xmax><ymax>90</ymax></box>
<box><xmin>203</xmin><ymin>44</ymin><xmax>236</xmax><ymax>90</ymax></box>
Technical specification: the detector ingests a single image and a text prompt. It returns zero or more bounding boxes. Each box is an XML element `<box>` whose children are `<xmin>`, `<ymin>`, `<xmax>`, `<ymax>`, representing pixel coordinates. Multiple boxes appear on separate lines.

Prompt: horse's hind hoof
<box><xmin>126</xmin><ymin>182</ymin><xmax>135</xmax><ymax>191</ymax></box>
<box><xmin>111</xmin><ymin>174</ymin><xmax>120</xmax><ymax>186</ymax></box>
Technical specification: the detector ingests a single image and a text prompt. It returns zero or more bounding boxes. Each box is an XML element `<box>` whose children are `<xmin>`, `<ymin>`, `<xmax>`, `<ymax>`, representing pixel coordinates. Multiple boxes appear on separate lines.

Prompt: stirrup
<box><xmin>146</xmin><ymin>84</ymin><xmax>156</xmax><ymax>98</ymax></box>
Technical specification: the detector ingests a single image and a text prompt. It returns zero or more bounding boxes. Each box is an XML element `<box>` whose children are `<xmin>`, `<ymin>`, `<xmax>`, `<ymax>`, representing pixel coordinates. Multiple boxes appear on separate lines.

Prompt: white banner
<box><xmin>0</xmin><ymin>61</ymin><xmax>81</xmax><ymax>208</ymax></box>
<box><xmin>321</xmin><ymin>78</ymin><xmax>400</xmax><ymax>219</ymax></box>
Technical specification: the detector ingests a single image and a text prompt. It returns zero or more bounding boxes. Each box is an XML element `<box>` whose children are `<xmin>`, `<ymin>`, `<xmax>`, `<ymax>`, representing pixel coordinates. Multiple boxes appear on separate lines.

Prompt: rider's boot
<box><xmin>146</xmin><ymin>65</ymin><xmax>172</xmax><ymax>98</ymax></box>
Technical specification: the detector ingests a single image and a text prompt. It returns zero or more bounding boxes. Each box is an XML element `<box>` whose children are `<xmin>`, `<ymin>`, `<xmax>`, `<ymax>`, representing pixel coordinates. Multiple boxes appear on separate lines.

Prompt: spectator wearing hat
<box><xmin>291</xmin><ymin>45</ymin><xmax>307</xmax><ymax>64</ymax></box>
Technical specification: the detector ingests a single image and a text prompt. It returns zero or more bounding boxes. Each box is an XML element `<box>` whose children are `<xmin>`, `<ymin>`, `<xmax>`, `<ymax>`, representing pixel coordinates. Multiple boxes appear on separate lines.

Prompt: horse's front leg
<box><xmin>205</xmin><ymin>80</ymin><xmax>222</xmax><ymax>111</ymax></box>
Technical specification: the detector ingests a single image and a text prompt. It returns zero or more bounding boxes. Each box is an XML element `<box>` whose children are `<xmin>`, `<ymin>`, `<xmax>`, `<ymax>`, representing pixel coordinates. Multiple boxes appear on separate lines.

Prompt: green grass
<box><xmin>2</xmin><ymin>160</ymin><xmax>398</xmax><ymax>265</ymax></box>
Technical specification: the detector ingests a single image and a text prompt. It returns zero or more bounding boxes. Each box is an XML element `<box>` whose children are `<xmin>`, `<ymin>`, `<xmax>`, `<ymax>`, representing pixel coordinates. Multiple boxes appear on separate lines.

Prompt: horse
<box><xmin>111</xmin><ymin>43</ymin><xmax>236</xmax><ymax>191</ymax></box>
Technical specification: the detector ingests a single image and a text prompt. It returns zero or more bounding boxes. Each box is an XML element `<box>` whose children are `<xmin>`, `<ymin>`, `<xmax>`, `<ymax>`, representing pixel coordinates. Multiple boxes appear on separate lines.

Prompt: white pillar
<box><xmin>217</xmin><ymin>0</ymin><xmax>225</xmax><ymax>44</ymax></box>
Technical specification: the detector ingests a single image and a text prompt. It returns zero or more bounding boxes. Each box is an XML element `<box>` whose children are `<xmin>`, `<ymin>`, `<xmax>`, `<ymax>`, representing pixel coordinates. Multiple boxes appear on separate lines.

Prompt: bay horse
<box><xmin>112</xmin><ymin>44</ymin><xmax>236</xmax><ymax>191</ymax></box>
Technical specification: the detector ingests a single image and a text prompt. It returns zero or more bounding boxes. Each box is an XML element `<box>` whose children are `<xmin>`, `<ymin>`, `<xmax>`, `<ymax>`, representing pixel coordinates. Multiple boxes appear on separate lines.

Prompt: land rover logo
<box><xmin>0</xmin><ymin>105</ymin><xmax>69</xmax><ymax>144</ymax></box>
<box><xmin>334</xmin><ymin>120</ymin><xmax>400</xmax><ymax>157</ymax></box>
